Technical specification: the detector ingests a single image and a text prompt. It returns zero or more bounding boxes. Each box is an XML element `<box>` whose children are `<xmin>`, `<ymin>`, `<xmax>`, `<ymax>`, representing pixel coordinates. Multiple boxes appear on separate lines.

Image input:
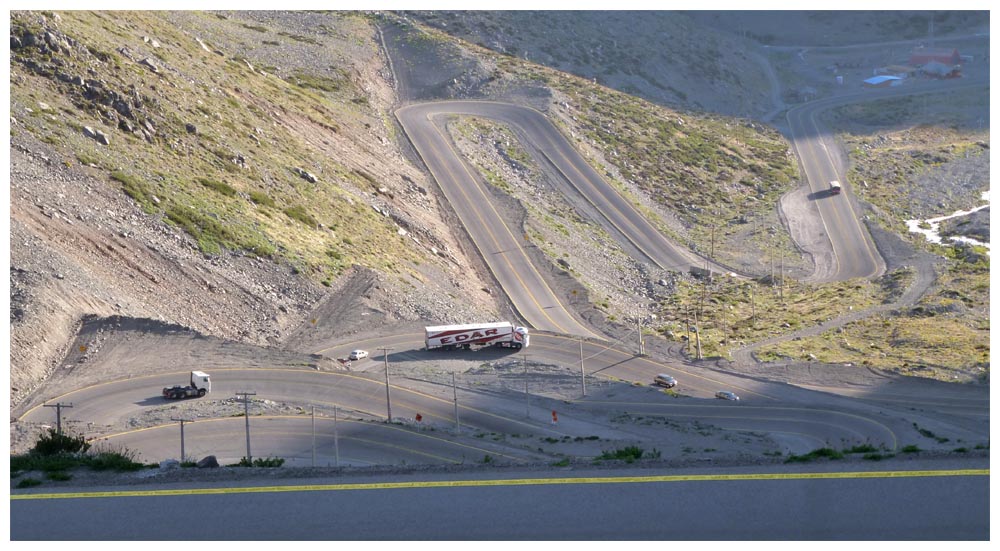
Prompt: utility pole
<box><xmin>722</xmin><ymin>304</ymin><xmax>729</xmax><ymax>342</ymax></box>
<box><xmin>378</xmin><ymin>347</ymin><xmax>394</xmax><ymax>422</ymax></box>
<box><xmin>699</xmin><ymin>276</ymin><xmax>708</xmax><ymax>322</ymax></box>
<box><xmin>452</xmin><ymin>373</ymin><xmax>460</xmax><ymax>434</ymax></box>
<box><xmin>693</xmin><ymin>309</ymin><xmax>703</xmax><ymax>360</ymax></box>
<box><xmin>684</xmin><ymin>306</ymin><xmax>692</xmax><ymax>353</ymax></box>
<box><xmin>43</xmin><ymin>402</ymin><xmax>73</xmax><ymax>435</ymax></box>
<box><xmin>171</xmin><ymin>417</ymin><xmax>191</xmax><ymax>462</ymax></box>
<box><xmin>236</xmin><ymin>391</ymin><xmax>256</xmax><ymax>464</ymax></box>
<box><xmin>333</xmin><ymin>406</ymin><xmax>340</xmax><ymax>467</ymax></box>
<box><xmin>749</xmin><ymin>284</ymin><xmax>756</xmax><ymax>327</ymax></box>
<box><xmin>780</xmin><ymin>251</ymin><xmax>785</xmax><ymax>303</ymax></box>
<box><xmin>769</xmin><ymin>239</ymin><xmax>775</xmax><ymax>287</ymax></box>
<box><xmin>311</xmin><ymin>406</ymin><xmax>316</xmax><ymax>468</ymax></box>
<box><xmin>523</xmin><ymin>352</ymin><xmax>530</xmax><ymax>419</ymax></box>
<box><xmin>637</xmin><ymin>316</ymin><xmax>644</xmax><ymax>355</ymax></box>
<box><xmin>579</xmin><ymin>338</ymin><xmax>586</xmax><ymax>397</ymax></box>
<box><xmin>711</xmin><ymin>224</ymin><xmax>716</xmax><ymax>260</ymax></box>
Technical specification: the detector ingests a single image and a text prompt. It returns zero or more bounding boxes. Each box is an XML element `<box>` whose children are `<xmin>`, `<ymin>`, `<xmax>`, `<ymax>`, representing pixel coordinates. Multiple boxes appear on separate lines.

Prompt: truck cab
<box><xmin>163</xmin><ymin>371</ymin><xmax>211</xmax><ymax>399</ymax></box>
<box><xmin>190</xmin><ymin>371</ymin><xmax>211</xmax><ymax>393</ymax></box>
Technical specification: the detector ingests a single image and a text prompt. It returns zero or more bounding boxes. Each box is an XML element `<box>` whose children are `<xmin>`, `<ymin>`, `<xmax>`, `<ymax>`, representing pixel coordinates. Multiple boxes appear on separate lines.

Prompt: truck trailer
<box><xmin>425</xmin><ymin>322</ymin><xmax>529</xmax><ymax>350</ymax></box>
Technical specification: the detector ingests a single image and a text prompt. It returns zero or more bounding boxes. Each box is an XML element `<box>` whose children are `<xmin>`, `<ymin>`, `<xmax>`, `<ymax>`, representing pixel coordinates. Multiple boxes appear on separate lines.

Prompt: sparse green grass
<box><xmin>863</xmin><ymin>453</ymin><xmax>893</xmax><ymax>461</ymax></box>
<box><xmin>822</xmin><ymin>106</ymin><xmax>990</xmax><ymax>382</ymax></box>
<box><xmin>913</xmin><ymin>423</ymin><xmax>950</xmax><ymax>444</ymax></box>
<box><xmin>290</xmin><ymin>70</ymin><xmax>342</xmax><ymax>92</ymax></box>
<box><xmin>11</xmin><ymin>430</ymin><xmax>146</xmax><ymax>476</ymax></box>
<box><xmin>11</xmin><ymin>10</ymin><xmax>426</xmax><ymax>286</ymax></box>
<box><xmin>785</xmin><ymin>447</ymin><xmax>844</xmax><ymax>463</ymax></box>
<box><xmin>241</xmin><ymin>23</ymin><xmax>269</xmax><ymax>33</ymax></box>
<box><xmin>248</xmin><ymin>190</ymin><xmax>276</xmax><ymax>208</ymax></box>
<box><xmin>111</xmin><ymin>171</ymin><xmax>155</xmax><ymax>212</ymax></box>
<box><xmin>596</xmin><ymin>446</ymin><xmax>659</xmax><ymax>463</ymax></box>
<box><xmin>198</xmin><ymin>177</ymin><xmax>237</xmax><ymax>197</ymax></box>
<box><xmin>665</xmin><ymin>272</ymin><xmax>888</xmax><ymax>359</ymax></box>
<box><xmin>283</xmin><ymin>205</ymin><xmax>318</xmax><ymax>227</ymax></box>
<box><xmin>235</xmin><ymin>456</ymin><xmax>285</xmax><ymax>467</ymax></box>
<box><xmin>75</xmin><ymin>152</ymin><xmax>100</xmax><ymax>166</ymax></box>
<box><xmin>16</xmin><ymin>478</ymin><xmax>43</xmax><ymax>488</ymax></box>
<box><xmin>844</xmin><ymin>444</ymin><xmax>878</xmax><ymax>454</ymax></box>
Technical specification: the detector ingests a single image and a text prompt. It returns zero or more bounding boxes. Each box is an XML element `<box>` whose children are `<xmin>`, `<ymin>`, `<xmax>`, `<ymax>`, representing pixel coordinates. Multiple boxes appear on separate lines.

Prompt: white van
<box><xmin>829</xmin><ymin>180</ymin><xmax>842</xmax><ymax>195</ymax></box>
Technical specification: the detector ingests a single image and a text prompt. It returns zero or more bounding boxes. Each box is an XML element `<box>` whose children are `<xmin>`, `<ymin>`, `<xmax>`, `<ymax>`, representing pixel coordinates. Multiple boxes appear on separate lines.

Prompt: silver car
<box><xmin>715</xmin><ymin>390</ymin><xmax>740</xmax><ymax>401</ymax></box>
<box><xmin>348</xmin><ymin>349</ymin><xmax>369</xmax><ymax>360</ymax></box>
<box><xmin>653</xmin><ymin>374</ymin><xmax>677</xmax><ymax>388</ymax></box>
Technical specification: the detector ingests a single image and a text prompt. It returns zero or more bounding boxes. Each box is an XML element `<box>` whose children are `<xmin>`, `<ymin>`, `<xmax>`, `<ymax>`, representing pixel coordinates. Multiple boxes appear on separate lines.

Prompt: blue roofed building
<box><xmin>863</xmin><ymin>75</ymin><xmax>903</xmax><ymax>88</ymax></box>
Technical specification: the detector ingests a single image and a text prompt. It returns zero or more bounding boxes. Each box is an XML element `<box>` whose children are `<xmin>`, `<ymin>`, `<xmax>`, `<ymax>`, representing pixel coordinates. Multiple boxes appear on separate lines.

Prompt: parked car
<box><xmin>653</xmin><ymin>374</ymin><xmax>677</xmax><ymax>388</ymax></box>
<box><xmin>715</xmin><ymin>390</ymin><xmax>740</xmax><ymax>401</ymax></box>
<box><xmin>348</xmin><ymin>349</ymin><xmax>369</xmax><ymax>360</ymax></box>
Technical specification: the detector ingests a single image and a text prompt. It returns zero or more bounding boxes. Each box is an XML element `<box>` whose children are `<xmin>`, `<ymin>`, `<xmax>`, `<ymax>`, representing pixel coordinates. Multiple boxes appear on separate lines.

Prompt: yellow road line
<box><xmin>12</xmin><ymin>469</ymin><xmax>987</xmax><ymax>500</ymax></box>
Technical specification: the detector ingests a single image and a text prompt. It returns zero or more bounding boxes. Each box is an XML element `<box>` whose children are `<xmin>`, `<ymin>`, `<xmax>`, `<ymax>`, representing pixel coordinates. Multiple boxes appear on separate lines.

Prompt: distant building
<box><xmin>874</xmin><ymin>65</ymin><xmax>916</xmax><ymax>78</ymax></box>
<box><xmin>863</xmin><ymin>75</ymin><xmax>903</xmax><ymax>88</ymax></box>
<box><xmin>910</xmin><ymin>47</ymin><xmax>961</xmax><ymax>66</ymax></box>
<box><xmin>920</xmin><ymin>60</ymin><xmax>961</xmax><ymax>78</ymax></box>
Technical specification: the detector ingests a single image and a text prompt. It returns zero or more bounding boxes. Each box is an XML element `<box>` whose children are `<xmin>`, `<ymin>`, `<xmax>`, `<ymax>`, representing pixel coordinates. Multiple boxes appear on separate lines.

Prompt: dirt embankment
<box><xmin>9</xmin><ymin>11</ymin><xmax>509</xmax><ymax>412</ymax></box>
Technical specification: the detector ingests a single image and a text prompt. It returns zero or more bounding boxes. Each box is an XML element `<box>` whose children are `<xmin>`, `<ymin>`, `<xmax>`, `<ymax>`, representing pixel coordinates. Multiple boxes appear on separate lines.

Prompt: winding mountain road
<box><xmin>397</xmin><ymin>101</ymin><xmax>719</xmax><ymax>336</ymax></box>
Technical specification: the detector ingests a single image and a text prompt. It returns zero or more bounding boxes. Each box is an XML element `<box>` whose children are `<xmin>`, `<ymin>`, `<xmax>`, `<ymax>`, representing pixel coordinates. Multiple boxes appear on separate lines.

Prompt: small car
<box><xmin>715</xmin><ymin>390</ymin><xmax>740</xmax><ymax>401</ymax></box>
<box><xmin>348</xmin><ymin>349</ymin><xmax>369</xmax><ymax>360</ymax></box>
<box><xmin>653</xmin><ymin>374</ymin><xmax>677</xmax><ymax>388</ymax></box>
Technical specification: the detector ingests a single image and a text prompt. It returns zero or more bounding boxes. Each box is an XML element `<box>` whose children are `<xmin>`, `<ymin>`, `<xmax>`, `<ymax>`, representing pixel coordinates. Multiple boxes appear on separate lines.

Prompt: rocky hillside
<box><xmin>9</xmin><ymin>11</ymin><xmax>502</xmax><ymax>404</ymax></box>
<box><xmin>408</xmin><ymin>11</ymin><xmax>774</xmax><ymax>117</ymax></box>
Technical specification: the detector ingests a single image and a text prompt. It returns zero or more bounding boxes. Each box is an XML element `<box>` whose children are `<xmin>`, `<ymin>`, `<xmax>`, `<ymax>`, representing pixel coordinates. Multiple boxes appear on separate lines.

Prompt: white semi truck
<box><xmin>425</xmin><ymin>322</ymin><xmax>529</xmax><ymax>351</ymax></box>
<box><xmin>162</xmin><ymin>370</ymin><xmax>212</xmax><ymax>399</ymax></box>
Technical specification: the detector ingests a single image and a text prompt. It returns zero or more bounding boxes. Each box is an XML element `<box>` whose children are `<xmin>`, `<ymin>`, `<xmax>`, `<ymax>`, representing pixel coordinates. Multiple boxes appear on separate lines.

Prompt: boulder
<box><xmin>185</xmin><ymin>123</ymin><xmax>197</xmax><ymax>134</ymax></box>
<box><xmin>196</xmin><ymin>455</ymin><xmax>219</xmax><ymax>468</ymax></box>
<box><xmin>159</xmin><ymin>459</ymin><xmax>180</xmax><ymax>470</ymax></box>
<box><xmin>139</xmin><ymin>57</ymin><xmax>159</xmax><ymax>73</ymax></box>
<box><xmin>294</xmin><ymin>167</ymin><xmax>318</xmax><ymax>183</ymax></box>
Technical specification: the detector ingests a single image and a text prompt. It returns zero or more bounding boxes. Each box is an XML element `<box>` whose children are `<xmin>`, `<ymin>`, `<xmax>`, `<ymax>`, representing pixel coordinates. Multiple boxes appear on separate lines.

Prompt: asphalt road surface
<box><xmin>11</xmin><ymin>465</ymin><xmax>988</xmax><ymax>540</ymax></box>
<box><xmin>397</xmin><ymin>101</ymin><xmax>721</xmax><ymax>337</ymax></box>
<box><xmin>18</xmin><ymin>333</ymin><xmax>989</xmax><ymax>466</ymax></box>
<box><xmin>785</xmin><ymin>77</ymin><xmax>988</xmax><ymax>281</ymax></box>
